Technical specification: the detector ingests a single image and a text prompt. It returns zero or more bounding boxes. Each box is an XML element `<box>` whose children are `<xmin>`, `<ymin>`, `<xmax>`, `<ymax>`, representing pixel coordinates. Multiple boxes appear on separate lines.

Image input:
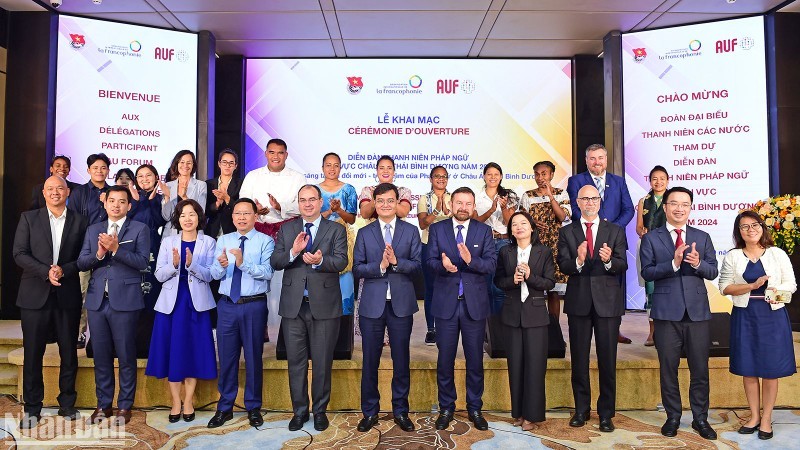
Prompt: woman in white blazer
<box><xmin>146</xmin><ymin>199</ymin><xmax>217</xmax><ymax>423</ymax></box>
<box><xmin>161</xmin><ymin>150</ymin><xmax>207</xmax><ymax>236</ymax></box>
<box><xmin>719</xmin><ymin>210</ymin><xmax>797</xmax><ymax>440</ymax></box>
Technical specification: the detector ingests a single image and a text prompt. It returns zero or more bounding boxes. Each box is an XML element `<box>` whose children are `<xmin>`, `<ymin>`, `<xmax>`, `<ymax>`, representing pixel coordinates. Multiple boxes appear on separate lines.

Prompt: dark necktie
<box><xmin>230</xmin><ymin>235</ymin><xmax>247</xmax><ymax>302</ymax></box>
<box><xmin>585</xmin><ymin>222</ymin><xmax>594</xmax><ymax>259</ymax></box>
<box><xmin>456</xmin><ymin>225</ymin><xmax>464</xmax><ymax>296</ymax></box>
<box><xmin>305</xmin><ymin>222</ymin><xmax>314</xmax><ymax>253</ymax></box>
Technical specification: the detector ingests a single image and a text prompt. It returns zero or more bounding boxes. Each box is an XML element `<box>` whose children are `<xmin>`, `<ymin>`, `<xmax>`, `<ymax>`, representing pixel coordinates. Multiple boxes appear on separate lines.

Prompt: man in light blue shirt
<box><xmin>207</xmin><ymin>198</ymin><xmax>274</xmax><ymax>429</ymax></box>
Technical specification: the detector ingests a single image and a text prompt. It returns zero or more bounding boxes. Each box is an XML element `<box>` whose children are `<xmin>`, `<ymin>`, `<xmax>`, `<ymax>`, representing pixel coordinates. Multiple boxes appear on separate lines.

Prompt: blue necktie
<box><xmin>305</xmin><ymin>222</ymin><xmax>314</xmax><ymax>253</ymax></box>
<box><xmin>456</xmin><ymin>225</ymin><xmax>464</xmax><ymax>297</ymax></box>
<box><xmin>384</xmin><ymin>223</ymin><xmax>392</xmax><ymax>245</ymax></box>
<box><xmin>229</xmin><ymin>235</ymin><xmax>247</xmax><ymax>302</ymax></box>
<box><xmin>594</xmin><ymin>176</ymin><xmax>605</xmax><ymax>199</ymax></box>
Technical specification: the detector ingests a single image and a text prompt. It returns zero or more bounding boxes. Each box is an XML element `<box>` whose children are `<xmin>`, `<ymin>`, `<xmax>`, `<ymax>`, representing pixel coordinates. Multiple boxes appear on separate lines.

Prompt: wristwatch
<box><xmin>431</xmin><ymin>208</ymin><xmax>440</xmax><ymax>216</ymax></box>
<box><xmin>390</xmin><ymin>264</ymin><xmax>398</xmax><ymax>272</ymax></box>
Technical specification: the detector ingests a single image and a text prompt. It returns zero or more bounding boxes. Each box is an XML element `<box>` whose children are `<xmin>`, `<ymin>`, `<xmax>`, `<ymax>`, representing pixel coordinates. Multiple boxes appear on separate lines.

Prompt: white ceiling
<box><xmin>4</xmin><ymin>0</ymin><xmax>798</xmax><ymax>57</ymax></box>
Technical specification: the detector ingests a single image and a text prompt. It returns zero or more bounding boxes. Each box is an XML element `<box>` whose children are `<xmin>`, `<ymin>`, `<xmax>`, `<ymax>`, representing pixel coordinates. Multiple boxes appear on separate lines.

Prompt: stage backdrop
<box><xmin>244</xmin><ymin>59</ymin><xmax>574</xmax><ymax>225</ymax></box>
<box><xmin>55</xmin><ymin>16</ymin><xmax>198</xmax><ymax>183</ymax></box>
<box><xmin>622</xmin><ymin>16</ymin><xmax>770</xmax><ymax>309</ymax></box>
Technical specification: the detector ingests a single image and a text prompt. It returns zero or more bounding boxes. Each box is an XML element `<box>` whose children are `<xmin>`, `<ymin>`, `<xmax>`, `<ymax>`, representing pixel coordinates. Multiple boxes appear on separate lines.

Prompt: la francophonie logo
<box><xmin>632</xmin><ymin>47</ymin><xmax>647</xmax><ymax>63</ymax></box>
<box><xmin>69</xmin><ymin>34</ymin><xmax>86</xmax><ymax>49</ymax></box>
<box><xmin>347</xmin><ymin>76</ymin><xmax>364</xmax><ymax>95</ymax></box>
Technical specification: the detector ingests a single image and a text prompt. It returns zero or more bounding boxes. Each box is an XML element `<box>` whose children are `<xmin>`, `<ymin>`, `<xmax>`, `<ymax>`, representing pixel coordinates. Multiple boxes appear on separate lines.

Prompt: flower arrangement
<box><xmin>752</xmin><ymin>195</ymin><xmax>800</xmax><ymax>255</ymax></box>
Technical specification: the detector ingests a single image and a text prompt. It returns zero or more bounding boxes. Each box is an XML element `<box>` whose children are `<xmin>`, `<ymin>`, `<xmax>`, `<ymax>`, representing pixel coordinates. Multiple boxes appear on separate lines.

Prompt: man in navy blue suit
<box><xmin>353</xmin><ymin>183</ymin><xmax>421</xmax><ymax>433</ymax></box>
<box><xmin>566</xmin><ymin>143</ymin><xmax>635</xmax><ymax>344</ymax></box>
<box><xmin>640</xmin><ymin>186</ymin><xmax>718</xmax><ymax>440</ymax></box>
<box><xmin>427</xmin><ymin>187</ymin><xmax>496</xmax><ymax>431</ymax></box>
<box><xmin>77</xmin><ymin>186</ymin><xmax>150</xmax><ymax>425</ymax></box>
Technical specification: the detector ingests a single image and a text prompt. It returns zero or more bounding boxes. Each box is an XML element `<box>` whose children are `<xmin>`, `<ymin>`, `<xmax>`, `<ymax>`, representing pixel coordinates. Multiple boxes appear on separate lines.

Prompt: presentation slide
<box><xmin>622</xmin><ymin>16</ymin><xmax>769</xmax><ymax>309</ymax></box>
<box><xmin>55</xmin><ymin>16</ymin><xmax>198</xmax><ymax>183</ymax></box>
<box><xmin>245</xmin><ymin>59</ymin><xmax>573</xmax><ymax>224</ymax></box>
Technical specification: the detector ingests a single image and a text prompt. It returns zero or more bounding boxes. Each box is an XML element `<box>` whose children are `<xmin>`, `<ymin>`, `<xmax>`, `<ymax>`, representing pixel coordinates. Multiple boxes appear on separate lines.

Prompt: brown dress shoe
<box><xmin>90</xmin><ymin>407</ymin><xmax>113</xmax><ymax>423</ymax></box>
<box><xmin>618</xmin><ymin>334</ymin><xmax>632</xmax><ymax>344</ymax></box>
<box><xmin>115</xmin><ymin>409</ymin><xmax>132</xmax><ymax>425</ymax></box>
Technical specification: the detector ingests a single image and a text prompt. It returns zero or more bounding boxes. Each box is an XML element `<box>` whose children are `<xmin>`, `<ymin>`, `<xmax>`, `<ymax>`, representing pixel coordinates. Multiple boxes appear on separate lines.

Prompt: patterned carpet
<box><xmin>1</xmin><ymin>397</ymin><xmax>799</xmax><ymax>449</ymax></box>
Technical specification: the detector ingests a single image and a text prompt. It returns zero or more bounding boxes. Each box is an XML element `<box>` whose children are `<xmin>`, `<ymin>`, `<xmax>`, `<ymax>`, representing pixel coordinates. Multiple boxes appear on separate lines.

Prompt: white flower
<box><xmin>765</xmin><ymin>218</ymin><xmax>775</xmax><ymax>226</ymax></box>
<box><xmin>786</xmin><ymin>214</ymin><xmax>795</xmax><ymax>222</ymax></box>
<box><xmin>784</xmin><ymin>221</ymin><xmax>794</xmax><ymax>230</ymax></box>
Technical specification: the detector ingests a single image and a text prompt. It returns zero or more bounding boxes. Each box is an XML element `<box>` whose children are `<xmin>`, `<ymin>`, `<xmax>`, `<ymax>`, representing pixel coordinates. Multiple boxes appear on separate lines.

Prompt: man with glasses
<box><xmin>640</xmin><ymin>186</ymin><xmax>719</xmax><ymax>440</ymax></box>
<box><xmin>205</xmin><ymin>149</ymin><xmax>242</xmax><ymax>238</ymax></box>
<box><xmin>208</xmin><ymin>198</ymin><xmax>275</xmax><ymax>429</ymax></box>
<box><xmin>352</xmin><ymin>183</ymin><xmax>421</xmax><ymax>433</ymax></box>
<box><xmin>558</xmin><ymin>184</ymin><xmax>628</xmax><ymax>433</ymax></box>
<box><xmin>566</xmin><ymin>143</ymin><xmax>635</xmax><ymax>344</ymax></box>
<box><xmin>29</xmin><ymin>155</ymin><xmax>79</xmax><ymax>210</ymax></box>
<box><xmin>271</xmin><ymin>185</ymin><xmax>348</xmax><ymax>432</ymax></box>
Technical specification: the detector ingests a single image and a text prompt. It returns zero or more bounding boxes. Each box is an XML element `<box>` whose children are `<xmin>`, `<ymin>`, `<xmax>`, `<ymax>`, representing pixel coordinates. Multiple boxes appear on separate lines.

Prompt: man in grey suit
<box><xmin>640</xmin><ymin>186</ymin><xmax>719</xmax><ymax>440</ymax></box>
<box><xmin>271</xmin><ymin>185</ymin><xmax>348</xmax><ymax>432</ymax></box>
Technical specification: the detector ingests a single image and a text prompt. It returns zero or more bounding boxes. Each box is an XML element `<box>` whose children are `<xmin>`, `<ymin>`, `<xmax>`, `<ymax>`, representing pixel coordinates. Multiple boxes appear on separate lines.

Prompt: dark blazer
<box><xmin>567</xmin><ymin>171</ymin><xmax>634</xmax><ymax>227</ymax></box>
<box><xmin>640</xmin><ymin>225</ymin><xmax>718</xmax><ymax>321</ymax></box>
<box><xmin>29</xmin><ymin>181</ymin><xmax>80</xmax><ymax>211</ymax></box>
<box><xmin>77</xmin><ymin>219</ymin><xmax>151</xmax><ymax>312</ymax></box>
<box><xmin>557</xmin><ymin>219</ymin><xmax>628</xmax><ymax>317</ymax></box>
<box><xmin>426</xmin><ymin>218</ymin><xmax>497</xmax><ymax>321</ymax></box>
<box><xmin>13</xmin><ymin>208</ymin><xmax>88</xmax><ymax>309</ymax></box>
<box><xmin>271</xmin><ymin>217</ymin><xmax>348</xmax><ymax>320</ymax></box>
<box><xmin>205</xmin><ymin>177</ymin><xmax>242</xmax><ymax>237</ymax></box>
<box><xmin>494</xmin><ymin>242</ymin><xmax>556</xmax><ymax>328</ymax></box>
<box><xmin>353</xmin><ymin>218</ymin><xmax>421</xmax><ymax>319</ymax></box>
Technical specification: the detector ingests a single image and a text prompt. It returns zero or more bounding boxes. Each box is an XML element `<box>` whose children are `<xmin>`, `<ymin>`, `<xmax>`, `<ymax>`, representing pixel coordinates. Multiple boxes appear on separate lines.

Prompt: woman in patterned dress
<box><xmin>520</xmin><ymin>161</ymin><xmax>571</xmax><ymax>319</ymax></box>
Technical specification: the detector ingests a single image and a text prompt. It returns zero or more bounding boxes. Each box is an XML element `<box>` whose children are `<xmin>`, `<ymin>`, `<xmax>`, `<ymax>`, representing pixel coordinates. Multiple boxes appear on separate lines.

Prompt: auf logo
<box><xmin>154</xmin><ymin>47</ymin><xmax>175</xmax><ymax>61</ymax></box>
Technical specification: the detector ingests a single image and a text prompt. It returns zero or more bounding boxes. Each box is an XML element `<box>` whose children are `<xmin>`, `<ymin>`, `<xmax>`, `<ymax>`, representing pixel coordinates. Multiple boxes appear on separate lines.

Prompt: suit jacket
<box><xmin>77</xmin><ymin>219</ymin><xmax>151</xmax><ymax>312</ymax></box>
<box><xmin>13</xmin><ymin>208</ymin><xmax>88</xmax><ymax>309</ymax></box>
<box><xmin>153</xmin><ymin>233</ymin><xmax>217</xmax><ymax>314</ymax></box>
<box><xmin>29</xmin><ymin>180</ymin><xmax>80</xmax><ymax>211</ymax></box>
<box><xmin>558</xmin><ymin>219</ymin><xmax>628</xmax><ymax>317</ymax></box>
<box><xmin>205</xmin><ymin>177</ymin><xmax>242</xmax><ymax>237</ymax></box>
<box><xmin>426</xmin><ymin>218</ymin><xmax>497</xmax><ymax>321</ymax></box>
<box><xmin>640</xmin><ymin>225</ymin><xmax>718</xmax><ymax>321</ymax></box>
<box><xmin>161</xmin><ymin>178</ymin><xmax>208</xmax><ymax>236</ymax></box>
<box><xmin>567</xmin><ymin>171</ymin><xmax>634</xmax><ymax>227</ymax></box>
<box><xmin>353</xmin><ymin>218</ymin><xmax>421</xmax><ymax>319</ymax></box>
<box><xmin>494</xmin><ymin>242</ymin><xmax>555</xmax><ymax>328</ymax></box>
<box><xmin>271</xmin><ymin>217</ymin><xmax>348</xmax><ymax>320</ymax></box>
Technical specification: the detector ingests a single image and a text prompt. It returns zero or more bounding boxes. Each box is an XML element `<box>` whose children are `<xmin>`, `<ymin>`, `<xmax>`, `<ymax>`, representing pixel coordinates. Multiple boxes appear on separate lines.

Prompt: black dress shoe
<box><xmin>314</xmin><ymin>413</ymin><xmax>329</xmax><ymax>431</ymax></box>
<box><xmin>57</xmin><ymin>407</ymin><xmax>80</xmax><ymax>421</ymax></box>
<box><xmin>394</xmin><ymin>413</ymin><xmax>415</xmax><ymax>432</ymax></box>
<box><xmin>424</xmin><ymin>330</ymin><xmax>436</xmax><ymax>346</ymax></box>
<box><xmin>207</xmin><ymin>410</ymin><xmax>233</xmax><ymax>428</ymax></box>
<box><xmin>661</xmin><ymin>418</ymin><xmax>680</xmax><ymax>437</ymax></box>
<box><xmin>435</xmin><ymin>410</ymin><xmax>454</xmax><ymax>430</ymax></box>
<box><xmin>691</xmin><ymin>420</ymin><xmax>717</xmax><ymax>440</ymax></box>
<box><xmin>248</xmin><ymin>408</ymin><xmax>263</xmax><ymax>427</ymax></box>
<box><xmin>288</xmin><ymin>413</ymin><xmax>309</xmax><ymax>431</ymax></box>
<box><xmin>168</xmin><ymin>413</ymin><xmax>181</xmax><ymax>423</ymax></box>
<box><xmin>569</xmin><ymin>411</ymin><xmax>590</xmax><ymax>427</ymax></box>
<box><xmin>738</xmin><ymin>422</ymin><xmax>760</xmax><ymax>434</ymax></box>
<box><xmin>468</xmin><ymin>410</ymin><xmax>489</xmax><ymax>431</ymax></box>
<box><xmin>357</xmin><ymin>414</ymin><xmax>379</xmax><ymax>432</ymax></box>
<box><xmin>183</xmin><ymin>412</ymin><xmax>195</xmax><ymax>422</ymax></box>
<box><xmin>598</xmin><ymin>417</ymin><xmax>614</xmax><ymax>432</ymax></box>
<box><xmin>19</xmin><ymin>413</ymin><xmax>41</xmax><ymax>430</ymax></box>
<box><xmin>758</xmin><ymin>427</ymin><xmax>774</xmax><ymax>440</ymax></box>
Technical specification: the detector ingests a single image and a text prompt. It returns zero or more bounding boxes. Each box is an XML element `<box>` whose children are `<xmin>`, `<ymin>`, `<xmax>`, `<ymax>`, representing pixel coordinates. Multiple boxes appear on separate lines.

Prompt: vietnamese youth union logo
<box><xmin>740</xmin><ymin>36</ymin><xmax>755</xmax><ymax>50</ymax></box>
<box><xmin>129</xmin><ymin>40</ymin><xmax>142</xmax><ymax>52</ymax></box>
<box><xmin>347</xmin><ymin>76</ymin><xmax>364</xmax><ymax>95</ymax></box>
<box><xmin>408</xmin><ymin>75</ymin><xmax>422</xmax><ymax>89</ymax></box>
<box><xmin>69</xmin><ymin>34</ymin><xmax>86</xmax><ymax>49</ymax></box>
<box><xmin>689</xmin><ymin>40</ymin><xmax>702</xmax><ymax>52</ymax></box>
<box><xmin>632</xmin><ymin>47</ymin><xmax>647</xmax><ymax>63</ymax></box>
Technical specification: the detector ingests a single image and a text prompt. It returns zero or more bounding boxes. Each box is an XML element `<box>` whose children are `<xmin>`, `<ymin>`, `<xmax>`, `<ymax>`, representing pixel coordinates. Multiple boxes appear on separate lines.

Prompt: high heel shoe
<box><xmin>168</xmin><ymin>404</ymin><xmax>182</xmax><ymax>423</ymax></box>
<box><xmin>183</xmin><ymin>404</ymin><xmax>195</xmax><ymax>422</ymax></box>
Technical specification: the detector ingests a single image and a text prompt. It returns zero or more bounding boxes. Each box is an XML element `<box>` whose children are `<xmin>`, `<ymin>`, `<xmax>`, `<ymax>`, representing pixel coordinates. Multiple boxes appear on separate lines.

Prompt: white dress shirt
<box><xmin>239</xmin><ymin>166</ymin><xmax>308</xmax><ymax>223</ymax></box>
<box><xmin>517</xmin><ymin>244</ymin><xmax>531</xmax><ymax>302</ymax></box>
<box><xmin>48</xmin><ymin>208</ymin><xmax>67</xmax><ymax>265</ymax></box>
<box><xmin>378</xmin><ymin>216</ymin><xmax>397</xmax><ymax>298</ymax></box>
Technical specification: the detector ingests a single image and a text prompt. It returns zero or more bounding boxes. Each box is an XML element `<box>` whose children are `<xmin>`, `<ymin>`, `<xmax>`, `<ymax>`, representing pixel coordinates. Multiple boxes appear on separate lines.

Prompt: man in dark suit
<box><xmin>205</xmin><ymin>149</ymin><xmax>242</xmax><ymax>238</ymax></box>
<box><xmin>558</xmin><ymin>184</ymin><xmax>628</xmax><ymax>432</ymax></box>
<box><xmin>13</xmin><ymin>176</ymin><xmax>88</xmax><ymax>428</ymax></box>
<box><xmin>353</xmin><ymin>183</ymin><xmax>421</xmax><ymax>433</ymax></box>
<box><xmin>426</xmin><ymin>187</ymin><xmax>496</xmax><ymax>431</ymax></box>
<box><xmin>566</xmin><ymin>143</ymin><xmax>635</xmax><ymax>344</ymax></box>
<box><xmin>640</xmin><ymin>186</ymin><xmax>719</xmax><ymax>440</ymax></box>
<box><xmin>28</xmin><ymin>155</ymin><xmax>79</xmax><ymax>210</ymax></box>
<box><xmin>271</xmin><ymin>185</ymin><xmax>348</xmax><ymax>432</ymax></box>
<box><xmin>77</xmin><ymin>185</ymin><xmax>150</xmax><ymax>425</ymax></box>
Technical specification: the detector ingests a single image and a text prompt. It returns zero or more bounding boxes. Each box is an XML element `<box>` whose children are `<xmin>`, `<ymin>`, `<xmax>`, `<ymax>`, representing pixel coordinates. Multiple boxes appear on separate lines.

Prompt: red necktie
<box><xmin>585</xmin><ymin>222</ymin><xmax>594</xmax><ymax>258</ymax></box>
<box><xmin>675</xmin><ymin>229</ymin><xmax>684</xmax><ymax>248</ymax></box>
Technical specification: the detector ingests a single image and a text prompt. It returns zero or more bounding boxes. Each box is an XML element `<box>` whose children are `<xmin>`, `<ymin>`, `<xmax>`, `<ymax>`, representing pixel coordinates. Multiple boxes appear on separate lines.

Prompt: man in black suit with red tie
<box><xmin>557</xmin><ymin>184</ymin><xmax>628</xmax><ymax>433</ymax></box>
<box><xmin>13</xmin><ymin>176</ymin><xmax>88</xmax><ymax>428</ymax></box>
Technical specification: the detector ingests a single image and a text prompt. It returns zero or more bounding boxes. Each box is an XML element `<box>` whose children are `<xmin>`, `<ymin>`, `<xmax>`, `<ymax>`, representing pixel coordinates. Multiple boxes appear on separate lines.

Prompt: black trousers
<box><xmin>20</xmin><ymin>292</ymin><xmax>80</xmax><ymax>415</ymax></box>
<box><xmin>653</xmin><ymin>318</ymin><xmax>710</xmax><ymax>421</ymax></box>
<box><xmin>506</xmin><ymin>323</ymin><xmax>548</xmax><ymax>422</ymax></box>
<box><xmin>567</xmin><ymin>309</ymin><xmax>621</xmax><ymax>418</ymax></box>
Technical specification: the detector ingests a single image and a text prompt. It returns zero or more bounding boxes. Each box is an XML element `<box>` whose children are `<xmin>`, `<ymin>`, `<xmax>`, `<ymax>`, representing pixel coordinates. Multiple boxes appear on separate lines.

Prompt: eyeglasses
<box><xmin>298</xmin><ymin>197</ymin><xmax>320</xmax><ymax>204</ymax></box>
<box><xmin>375</xmin><ymin>198</ymin><xmax>396</xmax><ymax>205</ymax></box>
<box><xmin>578</xmin><ymin>196</ymin><xmax>601</xmax><ymax>203</ymax></box>
<box><xmin>666</xmin><ymin>202</ymin><xmax>691</xmax><ymax>209</ymax></box>
<box><xmin>432</xmin><ymin>175</ymin><xmax>449</xmax><ymax>180</ymax></box>
<box><xmin>219</xmin><ymin>160</ymin><xmax>236</xmax><ymax>167</ymax></box>
<box><xmin>739</xmin><ymin>223</ymin><xmax>762</xmax><ymax>231</ymax></box>
<box><xmin>233</xmin><ymin>212</ymin><xmax>254</xmax><ymax>217</ymax></box>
